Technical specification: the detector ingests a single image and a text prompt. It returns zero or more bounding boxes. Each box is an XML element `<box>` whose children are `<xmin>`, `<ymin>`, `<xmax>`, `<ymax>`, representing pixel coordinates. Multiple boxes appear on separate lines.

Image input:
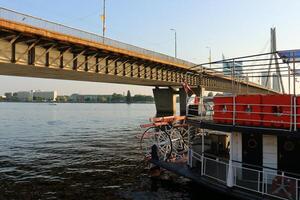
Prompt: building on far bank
<box><xmin>70</xmin><ymin>94</ymin><xmax>83</xmax><ymax>102</ymax></box>
<box><xmin>4</xmin><ymin>90</ymin><xmax>57</xmax><ymax>102</ymax></box>
<box><xmin>222</xmin><ymin>54</ymin><xmax>243</xmax><ymax>77</ymax></box>
<box><xmin>15</xmin><ymin>91</ymin><xmax>33</xmax><ymax>102</ymax></box>
<box><xmin>70</xmin><ymin>94</ymin><xmax>107</xmax><ymax>103</ymax></box>
<box><xmin>56</xmin><ymin>95</ymin><xmax>69</xmax><ymax>103</ymax></box>
<box><xmin>272</xmin><ymin>73</ymin><xmax>280</xmax><ymax>92</ymax></box>
<box><xmin>261</xmin><ymin>71</ymin><xmax>272</xmax><ymax>89</ymax></box>
<box><xmin>4</xmin><ymin>92</ymin><xmax>13</xmax><ymax>100</ymax></box>
<box><xmin>33</xmin><ymin>91</ymin><xmax>57</xmax><ymax>101</ymax></box>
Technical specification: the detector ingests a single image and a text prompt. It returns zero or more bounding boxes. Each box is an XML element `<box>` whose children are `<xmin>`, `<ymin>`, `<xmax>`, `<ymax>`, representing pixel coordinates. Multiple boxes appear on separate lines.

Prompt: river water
<box><xmin>0</xmin><ymin>103</ymin><xmax>224</xmax><ymax>200</ymax></box>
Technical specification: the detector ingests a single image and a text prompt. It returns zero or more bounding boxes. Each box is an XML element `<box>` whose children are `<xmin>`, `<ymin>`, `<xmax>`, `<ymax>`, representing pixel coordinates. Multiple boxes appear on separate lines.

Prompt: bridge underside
<box><xmin>0</xmin><ymin>62</ymin><xmax>180</xmax><ymax>86</ymax></box>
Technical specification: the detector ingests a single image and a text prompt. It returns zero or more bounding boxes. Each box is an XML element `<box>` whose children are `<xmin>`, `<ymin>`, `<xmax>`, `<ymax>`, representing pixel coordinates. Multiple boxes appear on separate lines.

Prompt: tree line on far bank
<box><xmin>62</xmin><ymin>90</ymin><xmax>154</xmax><ymax>104</ymax></box>
<box><xmin>107</xmin><ymin>90</ymin><xmax>154</xmax><ymax>104</ymax></box>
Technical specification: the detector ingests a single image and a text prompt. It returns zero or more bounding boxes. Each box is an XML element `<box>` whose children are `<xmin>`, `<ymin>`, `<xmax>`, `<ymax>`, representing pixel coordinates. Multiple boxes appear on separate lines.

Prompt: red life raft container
<box><xmin>213</xmin><ymin>96</ymin><xmax>234</xmax><ymax>124</ymax></box>
<box><xmin>236</xmin><ymin>95</ymin><xmax>262</xmax><ymax>126</ymax></box>
<box><xmin>262</xmin><ymin>95</ymin><xmax>293</xmax><ymax>129</ymax></box>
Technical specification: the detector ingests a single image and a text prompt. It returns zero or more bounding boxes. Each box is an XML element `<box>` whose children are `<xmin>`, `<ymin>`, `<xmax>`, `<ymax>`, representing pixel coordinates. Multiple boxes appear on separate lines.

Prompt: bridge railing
<box><xmin>0</xmin><ymin>7</ymin><xmax>195</xmax><ymax>68</ymax></box>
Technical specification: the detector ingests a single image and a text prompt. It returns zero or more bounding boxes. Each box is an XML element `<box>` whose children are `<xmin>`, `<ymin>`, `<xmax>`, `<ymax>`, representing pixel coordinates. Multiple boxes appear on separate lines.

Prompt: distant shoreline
<box><xmin>0</xmin><ymin>101</ymin><xmax>155</xmax><ymax>104</ymax></box>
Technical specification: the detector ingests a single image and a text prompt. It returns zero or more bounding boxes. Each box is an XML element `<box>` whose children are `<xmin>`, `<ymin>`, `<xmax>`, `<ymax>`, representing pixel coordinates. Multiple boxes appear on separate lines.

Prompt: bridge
<box><xmin>0</xmin><ymin>7</ymin><xmax>278</xmax><ymax>115</ymax></box>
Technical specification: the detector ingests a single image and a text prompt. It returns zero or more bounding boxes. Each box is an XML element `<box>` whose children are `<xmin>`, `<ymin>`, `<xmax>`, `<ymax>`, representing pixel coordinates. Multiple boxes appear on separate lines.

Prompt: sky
<box><xmin>1</xmin><ymin>0</ymin><xmax>300</xmax><ymax>95</ymax></box>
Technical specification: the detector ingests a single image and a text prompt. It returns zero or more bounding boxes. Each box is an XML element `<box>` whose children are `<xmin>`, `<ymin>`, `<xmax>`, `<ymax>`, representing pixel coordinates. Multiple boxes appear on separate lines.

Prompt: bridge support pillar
<box><xmin>179</xmin><ymin>86</ymin><xmax>205</xmax><ymax>116</ymax></box>
<box><xmin>153</xmin><ymin>87</ymin><xmax>176</xmax><ymax>116</ymax></box>
<box><xmin>179</xmin><ymin>88</ymin><xmax>189</xmax><ymax>116</ymax></box>
<box><xmin>194</xmin><ymin>86</ymin><xmax>205</xmax><ymax>98</ymax></box>
<box><xmin>194</xmin><ymin>86</ymin><xmax>205</xmax><ymax>116</ymax></box>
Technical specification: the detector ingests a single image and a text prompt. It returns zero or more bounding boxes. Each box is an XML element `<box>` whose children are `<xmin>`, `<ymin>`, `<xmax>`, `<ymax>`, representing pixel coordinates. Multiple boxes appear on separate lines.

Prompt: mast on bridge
<box><xmin>264</xmin><ymin>27</ymin><xmax>284</xmax><ymax>93</ymax></box>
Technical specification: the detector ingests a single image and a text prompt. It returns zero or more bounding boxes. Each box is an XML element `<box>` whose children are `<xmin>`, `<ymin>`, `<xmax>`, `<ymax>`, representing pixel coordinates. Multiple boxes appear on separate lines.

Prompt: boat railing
<box><xmin>233</xmin><ymin>164</ymin><xmax>262</xmax><ymax>194</ymax></box>
<box><xmin>190</xmin><ymin>149</ymin><xmax>300</xmax><ymax>200</ymax></box>
<box><xmin>186</xmin><ymin>48</ymin><xmax>300</xmax><ymax>132</ymax></box>
<box><xmin>186</xmin><ymin>95</ymin><xmax>300</xmax><ymax>132</ymax></box>
<box><xmin>203</xmin><ymin>155</ymin><xmax>228</xmax><ymax>184</ymax></box>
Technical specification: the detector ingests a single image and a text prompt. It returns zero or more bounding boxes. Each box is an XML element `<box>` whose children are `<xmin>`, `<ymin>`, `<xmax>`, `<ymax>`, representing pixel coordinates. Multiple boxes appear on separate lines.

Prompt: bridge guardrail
<box><xmin>0</xmin><ymin>7</ymin><xmax>195</xmax><ymax>68</ymax></box>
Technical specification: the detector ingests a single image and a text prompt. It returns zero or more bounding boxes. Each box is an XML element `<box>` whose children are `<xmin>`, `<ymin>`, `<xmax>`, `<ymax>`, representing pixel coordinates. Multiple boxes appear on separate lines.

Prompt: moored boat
<box><xmin>141</xmin><ymin>49</ymin><xmax>300</xmax><ymax>200</ymax></box>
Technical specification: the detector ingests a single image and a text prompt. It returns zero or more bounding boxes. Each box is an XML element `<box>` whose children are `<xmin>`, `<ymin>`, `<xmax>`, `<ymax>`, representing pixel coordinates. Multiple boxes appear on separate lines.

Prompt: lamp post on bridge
<box><xmin>170</xmin><ymin>28</ymin><xmax>177</xmax><ymax>58</ymax></box>
<box><xmin>101</xmin><ymin>0</ymin><xmax>106</xmax><ymax>42</ymax></box>
<box><xmin>206</xmin><ymin>46</ymin><xmax>211</xmax><ymax>68</ymax></box>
